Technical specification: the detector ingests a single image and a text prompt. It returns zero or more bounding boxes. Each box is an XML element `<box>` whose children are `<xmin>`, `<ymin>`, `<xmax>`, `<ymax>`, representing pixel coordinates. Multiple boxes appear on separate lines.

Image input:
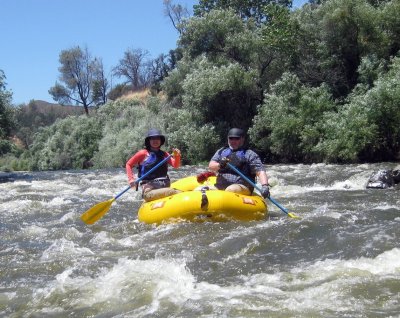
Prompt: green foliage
<box><xmin>250</xmin><ymin>73</ymin><xmax>301</xmax><ymax>161</ymax></box>
<box><xmin>146</xmin><ymin>95</ymin><xmax>164</xmax><ymax>114</ymax></box>
<box><xmin>92</xmin><ymin>98</ymin><xmax>220</xmax><ymax>167</ymax></box>
<box><xmin>193</xmin><ymin>0</ymin><xmax>293</xmax><ymax>24</ymax></box>
<box><xmin>92</xmin><ymin>99</ymin><xmax>163</xmax><ymax>168</ymax></box>
<box><xmin>313</xmin><ymin>103</ymin><xmax>375</xmax><ymax>162</ymax></box>
<box><xmin>92</xmin><ymin>80</ymin><xmax>105</xmax><ymax>105</ymax></box>
<box><xmin>24</xmin><ymin>95</ymin><xmax>222</xmax><ymax>170</ymax></box>
<box><xmin>0</xmin><ymin>153</ymin><xmax>30</xmax><ymax>172</ymax></box>
<box><xmin>0</xmin><ymin>70</ymin><xmax>15</xmax><ymax>140</ymax></box>
<box><xmin>250</xmin><ymin>72</ymin><xmax>336</xmax><ymax>162</ymax></box>
<box><xmin>150</xmin><ymin>50</ymin><xmax>182</xmax><ymax>92</ymax></box>
<box><xmin>261</xmin><ymin>4</ymin><xmax>299</xmax><ymax>54</ymax></box>
<box><xmin>48</xmin><ymin>84</ymin><xmax>70</xmax><ymax>105</ymax></box>
<box><xmin>164</xmin><ymin>108</ymin><xmax>220</xmax><ymax>163</ymax></box>
<box><xmin>49</xmin><ymin>46</ymin><xmax>104</xmax><ymax>114</ymax></box>
<box><xmin>357</xmin><ymin>54</ymin><xmax>387</xmax><ymax>88</ymax></box>
<box><xmin>182</xmin><ymin>59</ymin><xmax>259</xmax><ymax>137</ymax></box>
<box><xmin>180</xmin><ymin>9</ymin><xmax>250</xmax><ymax>60</ymax></box>
<box><xmin>355</xmin><ymin>55</ymin><xmax>400</xmax><ymax>160</ymax></box>
<box><xmin>315</xmin><ymin>55</ymin><xmax>400</xmax><ymax>162</ymax></box>
<box><xmin>292</xmin><ymin>0</ymin><xmax>391</xmax><ymax>96</ymax></box>
<box><xmin>161</xmin><ymin>56</ymin><xmax>195</xmax><ymax>101</ymax></box>
<box><xmin>179</xmin><ymin>9</ymin><xmax>272</xmax><ymax>74</ymax></box>
<box><xmin>7</xmin><ymin>0</ymin><xmax>400</xmax><ymax>168</ymax></box>
<box><xmin>173</xmin><ymin>9</ymin><xmax>275</xmax><ymax>138</ymax></box>
<box><xmin>251</xmin><ymin>56</ymin><xmax>400</xmax><ymax>163</ymax></box>
<box><xmin>0</xmin><ymin>140</ymin><xmax>13</xmax><ymax>156</ymax></box>
<box><xmin>28</xmin><ymin>116</ymin><xmax>103</xmax><ymax>170</ymax></box>
<box><xmin>380</xmin><ymin>0</ymin><xmax>400</xmax><ymax>56</ymax></box>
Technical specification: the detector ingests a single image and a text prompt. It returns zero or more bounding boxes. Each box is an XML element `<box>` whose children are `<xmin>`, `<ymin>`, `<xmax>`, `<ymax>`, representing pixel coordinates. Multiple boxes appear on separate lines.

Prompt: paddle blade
<box><xmin>288</xmin><ymin>212</ymin><xmax>301</xmax><ymax>219</ymax></box>
<box><xmin>80</xmin><ymin>198</ymin><xmax>115</xmax><ymax>225</ymax></box>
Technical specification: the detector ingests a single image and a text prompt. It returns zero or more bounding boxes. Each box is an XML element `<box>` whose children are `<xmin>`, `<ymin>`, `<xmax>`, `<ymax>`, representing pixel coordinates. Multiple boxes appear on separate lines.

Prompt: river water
<box><xmin>1</xmin><ymin>163</ymin><xmax>399</xmax><ymax>317</ymax></box>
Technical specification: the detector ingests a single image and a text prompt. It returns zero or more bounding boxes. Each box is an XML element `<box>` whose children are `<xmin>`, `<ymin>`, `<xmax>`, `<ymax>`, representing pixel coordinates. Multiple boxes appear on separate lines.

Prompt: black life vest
<box><xmin>138</xmin><ymin>150</ymin><xmax>168</xmax><ymax>181</ymax></box>
<box><xmin>216</xmin><ymin>147</ymin><xmax>255</xmax><ymax>190</ymax></box>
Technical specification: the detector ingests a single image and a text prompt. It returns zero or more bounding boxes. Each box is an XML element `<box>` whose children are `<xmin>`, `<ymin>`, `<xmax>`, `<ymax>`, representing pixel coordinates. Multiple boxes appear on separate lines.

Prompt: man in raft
<box><xmin>126</xmin><ymin>128</ymin><xmax>181</xmax><ymax>201</ymax></box>
<box><xmin>208</xmin><ymin>128</ymin><xmax>271</xmax><ymax>198</ymax></box>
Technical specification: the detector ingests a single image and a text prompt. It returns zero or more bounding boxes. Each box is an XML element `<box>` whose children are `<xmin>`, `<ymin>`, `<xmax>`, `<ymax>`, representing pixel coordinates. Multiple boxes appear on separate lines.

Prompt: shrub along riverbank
<box><xmin>1</xmin><ymin>1</ymin><xmax>400</xmax><ymax>171</ymax></box>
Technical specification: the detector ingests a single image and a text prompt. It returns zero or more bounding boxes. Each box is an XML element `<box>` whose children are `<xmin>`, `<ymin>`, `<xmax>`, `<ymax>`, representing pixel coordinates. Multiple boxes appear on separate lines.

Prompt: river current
<box><xmin>1</xmin><ymin>163</ymin><xmax>399</xmax><ymax>317</ymax></box>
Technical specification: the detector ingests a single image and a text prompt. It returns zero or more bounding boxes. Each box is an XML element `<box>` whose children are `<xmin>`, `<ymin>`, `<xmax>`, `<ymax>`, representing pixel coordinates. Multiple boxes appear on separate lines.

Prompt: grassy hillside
<box><xmin>14</xmin><ymin>100</ymin><xmax>85</xmax><ymax>148</ymax></box>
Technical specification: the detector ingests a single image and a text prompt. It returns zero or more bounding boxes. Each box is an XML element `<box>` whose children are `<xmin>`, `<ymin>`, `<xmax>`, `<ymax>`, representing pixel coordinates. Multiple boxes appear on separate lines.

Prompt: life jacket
<box><xmin>216</xmin><ymin>147</ymin><xmax>255</xmax><ymax>189</ymax></box>
<box><xmin>138</xmin><ymin>149</ymin><xmax>168</xmax><ymax>181</ymax></box>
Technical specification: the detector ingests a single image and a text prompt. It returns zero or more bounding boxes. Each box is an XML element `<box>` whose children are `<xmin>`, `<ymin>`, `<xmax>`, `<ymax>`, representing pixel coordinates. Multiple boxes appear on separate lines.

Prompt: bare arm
<box><xmin>125</xmin><ymin>150</ymin><xmax>147</xmax><ymax>185</ymax></box>
<box><xmin>256</xmin><ymin>170</ymin><xmax>269</xmax><ymax>186</ymax></box>
<box><xmin>208</xmin><ymin>160</ymin><xmax>220</xmax><ymax>172</ymax></box>
<box><xmin>168</xmin><ymin>148</ymin><xmax>181</xmax><ymax>168</ymax></box>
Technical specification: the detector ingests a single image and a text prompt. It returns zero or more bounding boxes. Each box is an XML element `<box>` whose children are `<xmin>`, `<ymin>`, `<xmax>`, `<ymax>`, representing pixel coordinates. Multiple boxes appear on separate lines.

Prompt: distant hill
<box><xmin>13</xmin><ymin>100</ymin><xmax>85</xmax><ymax>148</ymax></box>
<box><xmin>22</xmin><ymin>100</ymin><xmax>85</xmax><ymax>115</ymax></box>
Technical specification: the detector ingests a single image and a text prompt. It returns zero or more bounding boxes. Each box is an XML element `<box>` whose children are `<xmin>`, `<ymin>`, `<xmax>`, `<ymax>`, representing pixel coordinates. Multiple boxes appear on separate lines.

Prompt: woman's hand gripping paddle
<box><xmin>80</xmin><ymin>154</ymin><xmax>172</xmax><ymax>225</ymax></box>
<box><xmin>226</xmin><ymin>162</ymin><xmax>300</xmax><ymax>219</ymax></box>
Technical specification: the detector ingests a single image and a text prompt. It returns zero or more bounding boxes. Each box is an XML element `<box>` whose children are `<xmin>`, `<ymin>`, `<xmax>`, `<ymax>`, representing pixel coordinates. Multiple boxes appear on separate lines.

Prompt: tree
<box><xmin>0</xmin><ymin>70</ymin><xmax>17</xmax><ymax>155</ymax></box>
<box><xmin>0</xmin><ymin>70</ymin><xmax>15</xmax><ymax>139</ymax></box>
<box><xmin>249</xmin><ymin>72</ymin><xmax>337</xmax><ymax>162</ymax></box>
<box><xmin>49</xmin><ymin>46</ymin><xmax>104</xmax><ymax>115</ymax></box>
<box><xmin>193</xmin><ymin>0</ymin><xmax>293</xmax><ymax>24</ymax></box>
<box><xmin>163</xmin><ymin>0</ymin><xmax>191</xmax><ymax>34</ymax></box>
<box><xmin>165</xmin><ymin>9</ymin><xmax>282</xmax><ymax>138</ymax></box>
<box><xmin>28</xmin><ymin>115</ymin><xmax>103</xmax><ymax>170</ymax></box>
<box><xmin>381</xmin><ymin>0</ymin><xmax>400</xmax><ymax>56</ymax></box>
<box><xmin>261</xmin><ymin>4</ymin><xmax>299</xmax><ymax>55</ymax></box>
<box><xmin>107</xmin><ymin>83</ymin><xmax>131</xmax><ymax>101</ymax></box>
<box><xmin>112</xmin><ymin>48</ymin><xmax>152</xmax><ymax>91</ymax></box>
<box><xmin>92</xmin><ymin>58</ymin><xmax>109</xmax><ymax>105</ymax></box>
<box><xmin>178</xmin><ymin>8</ymin><xmax>274</xmax><ymax>74</ymax></box>
<box><xmin>150</xmin><ymin>49</ymin><xmax>183</xmax><ymax>92</ymax></box>
<box><xmin>181</xmin><ymin>60</ymin><xmax>260</xmax><ymax>137</ymax></box>
<box><xmin>292</xmin><ymin>0</ymin><xmax>391</xmax><ymax>97</ymax></box>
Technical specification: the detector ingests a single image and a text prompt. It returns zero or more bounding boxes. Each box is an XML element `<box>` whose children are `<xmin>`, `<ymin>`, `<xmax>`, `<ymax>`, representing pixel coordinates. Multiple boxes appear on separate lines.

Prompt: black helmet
<box><xmin>228</xmin><ymin>128</ymin><xmax>245</xmax><ymax>138</ymax></box>
<box><xmin>145</xmin><ymin>128</ymin><xmax>166</xmax><ymax>147</ymax></box>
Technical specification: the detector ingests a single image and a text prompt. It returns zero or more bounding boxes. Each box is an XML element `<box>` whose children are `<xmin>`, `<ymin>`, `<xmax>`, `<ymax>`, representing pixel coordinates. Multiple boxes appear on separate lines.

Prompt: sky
<box><xmin>1</xmin><ymin>0</ymin><xmax>308</xmax><ymax>105</ymax></box>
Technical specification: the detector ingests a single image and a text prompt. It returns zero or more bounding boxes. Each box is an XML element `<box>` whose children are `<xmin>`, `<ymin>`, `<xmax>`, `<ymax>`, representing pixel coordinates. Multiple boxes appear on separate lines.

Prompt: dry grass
<box><xmin>117</xmin><ymin>89</ymin><xmax>166</xmax><ymax>104</ymax></box>
<box><xmin>118</xmin><ymin>89</ymin><xmax>150</xmax><ymax>102</ymax></box>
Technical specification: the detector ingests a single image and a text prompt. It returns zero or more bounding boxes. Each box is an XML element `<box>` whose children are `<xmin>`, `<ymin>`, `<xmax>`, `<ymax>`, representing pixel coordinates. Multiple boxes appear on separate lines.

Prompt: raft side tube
<box><xmin>138</xmin><ymin>189</ymin><xmax>267</xmax><ymax>224</ymax></box>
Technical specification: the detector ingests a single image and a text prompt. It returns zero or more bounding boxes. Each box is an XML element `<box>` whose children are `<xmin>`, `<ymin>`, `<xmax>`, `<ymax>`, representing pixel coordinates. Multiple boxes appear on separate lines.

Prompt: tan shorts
<box><xmin>225</xmin><ymin>184</ymin><xmax>251</xmax><ymax>195</ymax></box>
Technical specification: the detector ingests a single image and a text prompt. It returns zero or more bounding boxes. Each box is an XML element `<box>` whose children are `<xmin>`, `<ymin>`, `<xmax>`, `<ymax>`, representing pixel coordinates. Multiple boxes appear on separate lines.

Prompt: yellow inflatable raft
<box><xmin>137</xmin><ymin>176</ymin><xmax>268</xmax><ymax>224</ymax></box>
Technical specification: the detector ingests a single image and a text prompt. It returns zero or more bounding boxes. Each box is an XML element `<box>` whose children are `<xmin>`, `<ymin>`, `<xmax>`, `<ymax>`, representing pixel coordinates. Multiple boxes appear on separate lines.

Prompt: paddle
<box><xmin>226</xmin><ymin>162</ymin><xmax>300</xmax><ymax>219</ymax></box>
<box><xmin>81</xmin><ymin>154</ymin><xmax>173</xmax><ymax>225</ymax></box>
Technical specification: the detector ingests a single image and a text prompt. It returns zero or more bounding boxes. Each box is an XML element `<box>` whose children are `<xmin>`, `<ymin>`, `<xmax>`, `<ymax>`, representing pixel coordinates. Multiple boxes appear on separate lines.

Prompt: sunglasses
<box><xmin>228</xmin><ymin>137</ymin><xmax>241</xmax><ymax>140</ymax></box>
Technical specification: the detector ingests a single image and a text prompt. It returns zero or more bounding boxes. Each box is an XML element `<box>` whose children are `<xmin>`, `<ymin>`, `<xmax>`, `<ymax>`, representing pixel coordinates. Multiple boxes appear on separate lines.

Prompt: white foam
<box><xmin>219</xmin><ymin>238</ymin><xmax>260</xmax><ymax>264</ymax></box>
<box><xmin>59</xmin><ymin>211</ymin><xmax>76</xmax><ymax>222</ymax></box>
<box><xmin>372</xmin><ymin>203</ymin><xmax>399</xmax><ymax>211</ymax></box>
<box><xmin>0</xmin><ymin>199</ymin><xmax>35</xmax><ymax>214</ymax></box>
<box><xmin>21</xmin><ymin>225</ymin><xmax>48</xmax><ymax>237</ymax></box>
<box><xmin>40</xmin><ymin>239</ymin><xmax>94</xmax><ymax>261</ymax></box>
<box><xmin>90</xmin><ymin>231</ymin><xmax>115</xmax><ymax>247</ymax></box>
<box><xmin>26</xmin><ymin>247</ymin><xmax>400</xmax><ymax>315</ymax></box>
<box><xmin>46</xmin><ymin>197</ymin><xmax>73</xmax><ymax>207</ymax></box>
<box><xmin>235</xmin><ymin>248</ymin><xmax>400</xmax><ymax>312</ymax></box>
<box><xmin>84</xmin><ymin>257</ymin><xmax>196</xmax><ymax>315</ymax></box>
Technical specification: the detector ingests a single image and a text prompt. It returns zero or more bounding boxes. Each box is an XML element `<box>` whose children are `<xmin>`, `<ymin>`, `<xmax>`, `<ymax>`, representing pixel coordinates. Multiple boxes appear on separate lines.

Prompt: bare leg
<box><xmin>143</xmin><ymin>188</ymin><xmax>182</xmax><ymax>202</ymax></box>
